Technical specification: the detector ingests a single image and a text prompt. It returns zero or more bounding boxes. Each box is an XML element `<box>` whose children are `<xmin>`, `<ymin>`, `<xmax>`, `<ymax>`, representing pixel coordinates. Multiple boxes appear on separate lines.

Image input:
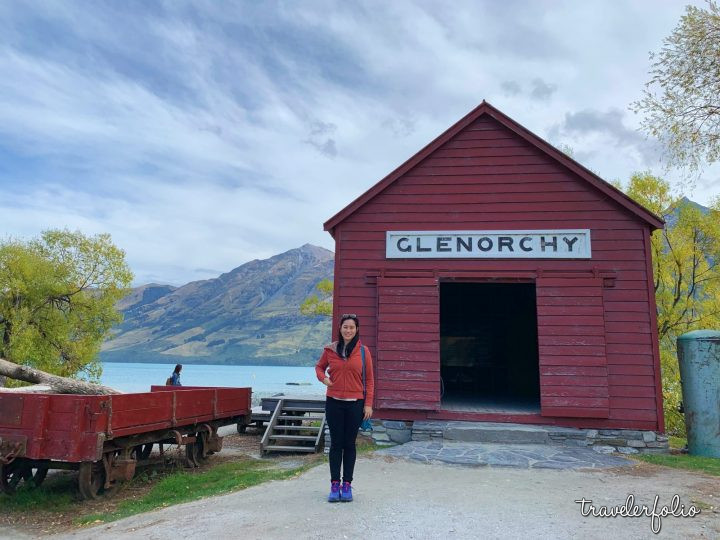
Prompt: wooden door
<box><xmin>536</xmin><ymin>276</ymin><xmax>610</xmax><ymax>418</ymax></box>
<box><xmin>376</xmin><ymin>276</ymin><xmax>441</xmax><ymax>411</ymax></box>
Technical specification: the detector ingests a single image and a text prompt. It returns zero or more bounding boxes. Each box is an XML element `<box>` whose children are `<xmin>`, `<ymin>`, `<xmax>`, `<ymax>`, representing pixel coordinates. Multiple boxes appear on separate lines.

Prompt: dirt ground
<box><xmin>0</xmin><ymin>427</ymin><xmax>290</xmax><ymax>537</ymax></box>
<box><xmin>1</xmin><ymin>431</ymin><xmax>718</xmax><ymax>540</ymax></box>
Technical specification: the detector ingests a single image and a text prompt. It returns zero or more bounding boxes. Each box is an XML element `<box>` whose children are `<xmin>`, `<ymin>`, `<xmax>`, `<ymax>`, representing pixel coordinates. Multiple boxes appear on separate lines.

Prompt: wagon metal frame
<box><xmin>0</xmin><ymin>385</ymin><xmax>251</xmax><ymax>499</ymax></box>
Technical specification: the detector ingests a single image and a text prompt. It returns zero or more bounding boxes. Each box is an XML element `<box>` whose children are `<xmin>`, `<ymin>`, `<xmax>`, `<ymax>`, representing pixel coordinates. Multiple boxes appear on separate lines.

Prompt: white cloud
<box><xmin>0</xmin><ymin>0</ymin><xmax>717</xmax><ymax>285</ymax></box>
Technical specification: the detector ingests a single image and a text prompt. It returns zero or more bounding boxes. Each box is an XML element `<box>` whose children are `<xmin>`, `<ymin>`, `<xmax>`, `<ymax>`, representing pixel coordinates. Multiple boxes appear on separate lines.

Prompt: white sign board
<box><xmin>386</xmin><ymin>230</ymin><xmax>591</xmax><ymax>259</ymax></box>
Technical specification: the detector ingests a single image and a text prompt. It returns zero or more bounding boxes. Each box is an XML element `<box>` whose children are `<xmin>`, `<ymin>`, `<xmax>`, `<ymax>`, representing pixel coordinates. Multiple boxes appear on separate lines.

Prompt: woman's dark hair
<box><xmin>174</xmin><ymin>364</ymin><xmax>182</xmax><ymax>373</ymax></box>
<box><xmin>336</xmin><ymin>314</ymin><xmax>360</xmax><ymax>358</ymax></box>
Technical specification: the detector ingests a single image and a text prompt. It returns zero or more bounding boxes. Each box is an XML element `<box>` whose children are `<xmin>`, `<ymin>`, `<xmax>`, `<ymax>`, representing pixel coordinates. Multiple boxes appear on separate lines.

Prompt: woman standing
<box><xmin>315</xmin><ymin>314</ymin><xmax>374</xmax><ymax>503</ymax></box>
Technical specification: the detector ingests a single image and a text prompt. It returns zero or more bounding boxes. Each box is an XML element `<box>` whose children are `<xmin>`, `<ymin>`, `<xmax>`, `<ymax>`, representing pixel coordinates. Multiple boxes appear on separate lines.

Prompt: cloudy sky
<box><xmin>1</xmin><ymin>1</ymin><xmax>717</xmax><ymax>285</ymax></box>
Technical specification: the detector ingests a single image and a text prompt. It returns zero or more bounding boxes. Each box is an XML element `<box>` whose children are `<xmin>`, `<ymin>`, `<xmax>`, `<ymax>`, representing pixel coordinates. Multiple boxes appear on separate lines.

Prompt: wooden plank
<box><xmin>378</xmin><ymin>312</ymin><xmax>439</xmax><ymax>324</ymax></box>
<box><xmin>605</xmin><ymin>333</ymin><xmax>652</xmax><ymax>345</ymax></box>
<box><xmin>540</xmin><ymin>356</ymin><xmax>608</xmax><ymax>367</ymax></box>
<box><xmin>609</xmin><ymin>386</ymin><xmax>657</xmax><ymax>398</ymax></box>
<box><xmin>543</xmin><ymin>397</ymin><xmax>609</xmax><ymax>408</ymax></box>
<box><xmin>541</xmin><ymin>406</ymin><xmax>609</xmax><ymax>418</ymax></box>
<box><xmin>376</xmin><ymin>350</ymin><xmax>438</xmax><ymax>362</ymax></box>
<box><xmin>606</xmin><ymin>353</ymin><xmax>654</xmax><ymax>365</ymax></box>
<box><xmin>377</xmin><ymin>369</ymin><xmax>440</xmax><ymax>381</ymax></box>
<box><xmin>348</xmin><ymin>211</ymin><xmax>640</xmax><ymax>224</ymax></box>
<box><xmin>608</xmin><ymin>365</ymin><xmax>655</xmax><ymax>376</ymax></box>
<box><xmin>541</xmin><ymin>375</ymin><xmax>609</xmax><ymax>386</ymax></box>
<box><xmin>536</xmin><ymin>300</ymin><xmax>603</xmax><ymax>310</ymax></box>
<box><xmin>376</xmin><ymin>380</ymin><xmax>439</xmax><ymax>392</ymax></box>
<box><xmin>604</xmin><ymin>289</ymin><xmax>648</xmax><ymax>302</ymax></box>
<box><xmin>430</xmin><ymin>146</ymin><xmax>543</xmax><ymax>158</ymax></box>
<box><xmin>609</xmin><ymin>409</ymin><xmax>658</xmax><ymax>421</ymax></box>
<box><xmin>378</xmin><ymin>322</ymin><xmax>438</xmax><ymax>333</ymax></box>
<box><xmin>411</xmin><ymin>164</ymin><xmax>566</xmax><ymax>176</ymax></box>
<box><xmin>376</xmin><ymin>399</ymin><xmax>434</xmax><ymax>410</ymax></box>
<box><xmin>378</xmin><ymin>303</ymin><xmax>439</xmax><ymax>315</ymax></box>
<box><xmin>538</xmin><ymin>324</ymin><xmax>605</xmax><ymax>335</ymax></box>
<box><xmin>377</xmin><ymin>331</ymin><xmax>437</xmax><ymax>342</ymax></box>
<box><xmin>377</xmin><ymin>277</ymin><xmax>438</xmax><ymax>287</ymax></box>
<box><xmin>378</xmin><ymin>360</ymin><xmax>439</xmax><ymax>372</ymax></box>
<box><xmin>604</xmin><ymin>311</ymin><xmax>650</xmax><ymax>323</ymax></box>
<box><xmin>538</xmin><ymin>335</ymin><xmax>607</xmax><ymax>346</ymax></box>
<box><xmin>608</xmin><ymin>375</ymin><xmax>655</xmax><ymax>386</ymax></box>
<box><xmin>603</xmin><ymin>302</ymin><xmax>650</xmax><ymax>312</ymax></box>
<box><xmin>611</xmin><ymin>397</ymin><xmax>657</xmax><ymax>410</ymax></box>
<box><xmin>540</xmin><ymin>366</ymin><xmax>608</xmax><ymax>376</ymax></box>
<box><xmin>543</xmin><ymin>385</ymin><xmax>609</xmax><ymax>397</ymax></box>
<box><xmin>606</xmin><ymin>343</ymin><xmax>654</xmax><ymax>355</ymax></box>
<box><xmin>421</xmin><ymin>155</ymin><xmax>552</xmax><ymax>167</ymax></box>
<box><xmin>538</xmin><ymin>345</ymin><xmax>606</xmax><ymax>356</ymax></box>
<box><xmin>538</xmin><ymin>316</ymin><xmax>605</xmax><ymax>326</ymax></box>
<box><xmin>378</xmin><ymin>341</ymin><xmax>438</xmax><ymax>352</ymax></box>
<box><xmin>605</xmin><ymin>322</ymin><xmax>653</xmax><ymax>333</ymax></box>
<box><xmin>377</xmin><ymin>187</ymin><xmax>592</xmax><ymax>201</ymax></box>
<box><xmin>379</xmin><ymin>295</ymin><xmax>437</xmax><ymax>305</ymax></box>
<box><xmin>537</xmin><ymin>287</ymin><xmax>602</xmax><ymax>297</ymax></box>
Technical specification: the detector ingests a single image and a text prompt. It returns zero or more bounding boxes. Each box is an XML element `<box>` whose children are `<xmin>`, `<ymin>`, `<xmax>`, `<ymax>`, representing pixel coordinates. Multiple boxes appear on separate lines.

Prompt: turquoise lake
<box><xmin>101</xmin><ymin>362</ymin><xmax>326</xmax><ymax>403</ymax></box>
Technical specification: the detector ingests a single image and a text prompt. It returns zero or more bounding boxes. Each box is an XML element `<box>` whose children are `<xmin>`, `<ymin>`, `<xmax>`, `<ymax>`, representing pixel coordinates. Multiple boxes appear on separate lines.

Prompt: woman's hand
<box><xmin>322</xmin><ymin>377</ymin><xmax>333</xmax><ymax>387</ymax></box>
<box><xmin>363</xmin><ymin>405</ymin><xmax>373</xmax><ymax>420</ymax></box>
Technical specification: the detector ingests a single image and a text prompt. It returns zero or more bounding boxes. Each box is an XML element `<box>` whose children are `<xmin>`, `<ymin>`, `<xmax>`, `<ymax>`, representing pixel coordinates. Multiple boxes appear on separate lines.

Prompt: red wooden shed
<box><xmin>324</xmin><ymin>101</ymin><xmax>665</xmax><ymax>432</ymax></box>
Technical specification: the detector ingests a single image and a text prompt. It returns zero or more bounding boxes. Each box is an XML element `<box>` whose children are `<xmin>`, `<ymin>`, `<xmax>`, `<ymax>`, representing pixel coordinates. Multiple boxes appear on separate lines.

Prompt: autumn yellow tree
<box><xmin>0</xmin><ymin>230</ymin><xmax>133</xmax><ymax>384</ymax></box>
<box><xmin>300</xmin><ymin>278</ymin><xmax>333</xmax><ymax>317</ymax></box>
<box><xmin>624</xmin><ymin>173</ymin><xmax>720</xmax><ymax>435</ymax></box>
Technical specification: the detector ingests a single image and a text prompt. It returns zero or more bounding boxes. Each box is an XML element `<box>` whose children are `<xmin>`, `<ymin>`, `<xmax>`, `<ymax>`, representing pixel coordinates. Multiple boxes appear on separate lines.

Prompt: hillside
<box><xmin>101</xmin><ymin>244</ymin><xmax>334</xmax><ymax>366</ymax></box>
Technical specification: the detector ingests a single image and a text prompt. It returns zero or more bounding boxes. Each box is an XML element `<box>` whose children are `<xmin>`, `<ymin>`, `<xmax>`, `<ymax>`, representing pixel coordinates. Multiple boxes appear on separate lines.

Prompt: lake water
<box><xmin>101</xmin><ymin>362</ymin><xmax>326</xmax><ymax>404</ymax></box>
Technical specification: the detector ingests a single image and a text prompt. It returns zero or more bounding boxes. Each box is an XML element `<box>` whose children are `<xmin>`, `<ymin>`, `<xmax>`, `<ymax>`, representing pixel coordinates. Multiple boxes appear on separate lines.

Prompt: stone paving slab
<box><xmin>377</xmin><ymin>440</ymin><xmax>633</xmax><ymax>469</ymax></box>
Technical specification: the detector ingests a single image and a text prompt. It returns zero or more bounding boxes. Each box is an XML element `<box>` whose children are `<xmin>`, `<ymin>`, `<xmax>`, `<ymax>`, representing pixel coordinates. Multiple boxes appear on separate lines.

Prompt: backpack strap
<box><xmin>361</xmin><ymin>343</ymin><xmax>366</xmax><ymax>400</ymax></box>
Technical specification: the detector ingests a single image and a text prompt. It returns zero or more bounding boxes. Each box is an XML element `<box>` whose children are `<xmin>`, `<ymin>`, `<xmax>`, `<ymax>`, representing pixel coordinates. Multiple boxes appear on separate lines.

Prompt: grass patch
<box><xmin>669</xmin><ymin>436</ymin><xmax>687</xmax><ymax>450</ymax></box>
<box><xmin>76</xmin><ymin>458</ymin><xmax>317</xmax><ymax>525</ymax></box>
<box><xmin>634</xmin><ymin>453</ymin><xmax>720</xmax><ymax>476</ymax></box>
<box><xmin>0</xmin><ymin>472</ymin><xmax>75</xmax><ymax>512</ymax></box>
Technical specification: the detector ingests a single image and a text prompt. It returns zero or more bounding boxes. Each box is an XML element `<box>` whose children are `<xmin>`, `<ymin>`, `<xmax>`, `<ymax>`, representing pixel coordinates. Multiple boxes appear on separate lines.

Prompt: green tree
<box><xmin>0</xmin><ymin>230</ymin><xmax>133</xmax><ymax>383</ymax></box>
<box><xmin>300</xmin><ymin>278</ymin><xmax>333</xmax><ymax>317</ymax></box>
<box><xmin>624</xmin><ymin>173</ymin><xmax>720</xmax><ymax>435</ymax></box>
<box><xmin>632</xmin><ymin>1</ymin><xmax>720</xmax><ymax>171</ymax></box>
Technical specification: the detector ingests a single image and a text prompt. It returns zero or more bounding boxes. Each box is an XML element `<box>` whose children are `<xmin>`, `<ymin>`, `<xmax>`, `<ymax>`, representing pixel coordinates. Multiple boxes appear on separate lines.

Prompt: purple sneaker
<box><xmin>340</xmin><ymin>481</ymin><xmax>353</xmax><ymax>502</ymax></box>
<box><xmin>328</xmin><ymin>481</ymin><xmax>340</xmax><ymax>502</ymax></box>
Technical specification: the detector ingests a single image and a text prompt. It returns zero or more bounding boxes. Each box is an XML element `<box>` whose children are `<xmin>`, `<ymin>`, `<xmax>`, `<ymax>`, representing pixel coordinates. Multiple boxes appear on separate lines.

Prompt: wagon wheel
<box><xmin>195</xmin><ymin>432</ymin><xmax>210</xmax><ymax>463</ymax></box>
<box><xmin>184</xmin><ymin>441</ymin><xmax>199</xmax><ymax>468</ymax></box>
<box><xmin>0</xmin><ymin>461</ymin><xmax>48</xmax><ymax>495</ymax></box>
<box><xmin>78</xmin><ymin>460</ymin><xmax>120</xmax><ymax>500</ymax></box>
<box><xmin>132</xmin><ymin>443</ymin><xmax>154</xmax><ymax>460</ymax></box>
<box><xmin>1</xmin><ymin>461</ymin><xmax>25</xmax><ymax>495</ymax></box>
<box><xmin>22</xmin><ymin>464</ymin><xmax>49</xmax><ymax>488</ymax></box>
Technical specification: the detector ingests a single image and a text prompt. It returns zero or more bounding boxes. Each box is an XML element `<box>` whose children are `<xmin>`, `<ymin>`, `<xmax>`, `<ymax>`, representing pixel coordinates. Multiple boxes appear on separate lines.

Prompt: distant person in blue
<box><xmin>169</xmin><ymin>364</ymin><xmax>182</xmax><ymax>386</ymax></box>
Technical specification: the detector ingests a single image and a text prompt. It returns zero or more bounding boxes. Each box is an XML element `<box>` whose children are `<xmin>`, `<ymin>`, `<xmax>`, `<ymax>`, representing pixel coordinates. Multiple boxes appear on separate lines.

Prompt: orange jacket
<box><xmin>315</xmin><ymin>342</ymin><xmax>374</xmax><ymax>404</ymax></box>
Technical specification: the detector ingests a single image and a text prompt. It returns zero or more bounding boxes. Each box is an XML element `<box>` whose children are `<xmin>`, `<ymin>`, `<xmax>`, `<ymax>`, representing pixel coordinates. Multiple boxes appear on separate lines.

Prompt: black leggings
<box><xmin>325</xmin><ymin>397</ymin><xmax>364</xmax><ymax>483</ymax></box>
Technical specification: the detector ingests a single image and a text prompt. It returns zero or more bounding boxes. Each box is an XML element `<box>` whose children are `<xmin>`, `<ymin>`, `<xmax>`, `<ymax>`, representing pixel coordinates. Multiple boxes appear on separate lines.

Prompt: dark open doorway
<box><xmin>440</xmin><ymin>282</ymin><xmax>540</xmax><ymax>413</ymax></box>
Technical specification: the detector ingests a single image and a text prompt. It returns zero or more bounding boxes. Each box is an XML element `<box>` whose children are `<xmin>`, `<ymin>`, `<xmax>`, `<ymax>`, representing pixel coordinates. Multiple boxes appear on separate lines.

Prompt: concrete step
<box><xmin>412</xmin><ymin>421</ymin><xmax>587</xmax><ymax>445</ymax></box>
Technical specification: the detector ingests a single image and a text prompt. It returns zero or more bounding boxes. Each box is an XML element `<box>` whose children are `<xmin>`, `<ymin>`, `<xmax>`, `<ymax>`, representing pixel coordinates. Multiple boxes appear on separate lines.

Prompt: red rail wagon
<box><xmin>0</xmin><ymin>385</ymin><xmax>251</xmax><ymax>499</ymax></box>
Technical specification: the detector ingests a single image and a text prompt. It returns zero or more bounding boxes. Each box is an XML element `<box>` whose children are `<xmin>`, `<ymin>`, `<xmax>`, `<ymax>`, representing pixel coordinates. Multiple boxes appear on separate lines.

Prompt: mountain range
<box><xmin>101</xmin><ymin>244</ymin><xmax>334</xmax><ymax>366</ymax></box>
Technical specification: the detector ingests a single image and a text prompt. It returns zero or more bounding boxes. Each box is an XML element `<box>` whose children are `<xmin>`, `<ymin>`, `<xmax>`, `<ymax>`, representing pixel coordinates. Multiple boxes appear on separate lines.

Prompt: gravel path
<box><xmin>42</xmin><ymin>454</ymin><xmax>718</xmax><ymax>540</ymax></box>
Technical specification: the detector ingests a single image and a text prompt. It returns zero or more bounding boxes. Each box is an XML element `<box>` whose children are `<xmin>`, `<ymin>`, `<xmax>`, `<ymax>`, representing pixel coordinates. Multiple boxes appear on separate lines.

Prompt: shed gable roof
<box><xmin>324</xmin><ymin>101</ymin><xmax>664</xmax><ymax>234</ymax></box>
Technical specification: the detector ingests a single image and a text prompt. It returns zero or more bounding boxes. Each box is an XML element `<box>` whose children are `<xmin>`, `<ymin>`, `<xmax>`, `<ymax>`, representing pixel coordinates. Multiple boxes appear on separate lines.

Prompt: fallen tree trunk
<box><xmin>0</xmin><ymin>358</ymin><xmax>121</xmax><ymax>395</ymax></box>
<box><xmin>0</xmin><ymin>384</ymin><xmax>53</xmax><ymax>393</ymax></box>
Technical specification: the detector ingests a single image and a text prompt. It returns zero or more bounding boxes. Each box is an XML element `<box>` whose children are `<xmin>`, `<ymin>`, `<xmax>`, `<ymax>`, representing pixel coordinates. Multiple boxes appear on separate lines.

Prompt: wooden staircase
<box><xmin>260</xmin><ymin>398</ymin><xmax>326</xmax><ymax>454</ymax></box>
